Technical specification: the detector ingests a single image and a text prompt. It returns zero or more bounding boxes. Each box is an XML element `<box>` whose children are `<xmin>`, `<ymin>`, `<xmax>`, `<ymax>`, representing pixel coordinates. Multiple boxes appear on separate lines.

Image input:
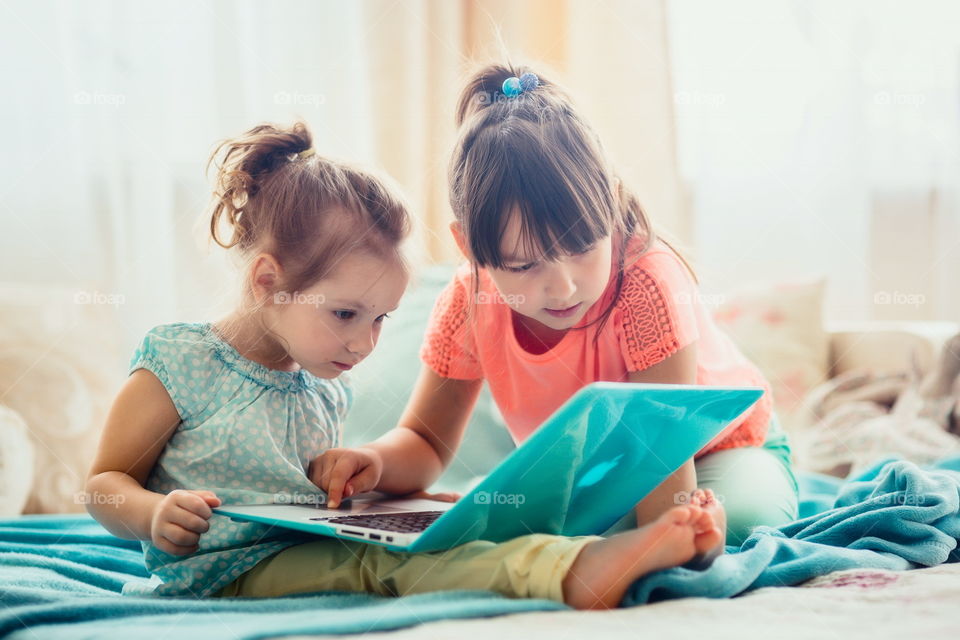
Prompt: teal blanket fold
<box><xmin>623</xmin><ymin>456</ymin><xmax>960</xmax><ymax>604</ymax></box>
<box><xmin>2</xmin><ymin>456</ymin><xmax>958</xmax><ymax>639</ymax></box>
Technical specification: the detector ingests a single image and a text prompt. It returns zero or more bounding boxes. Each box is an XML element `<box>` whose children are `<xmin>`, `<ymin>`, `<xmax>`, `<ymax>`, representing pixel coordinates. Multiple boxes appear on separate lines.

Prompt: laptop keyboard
<box><xmin>314</xmin><ymin>510</ymin><xmax>445</xmax><ymax>533</ymax></box>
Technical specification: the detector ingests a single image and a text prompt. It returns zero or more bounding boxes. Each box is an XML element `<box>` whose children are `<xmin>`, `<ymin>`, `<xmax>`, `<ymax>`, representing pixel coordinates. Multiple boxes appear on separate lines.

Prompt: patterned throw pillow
<box><xmin>711</xmin><ymin>279</ymin><xmax>830</xmax><ymax>430</ymax></box>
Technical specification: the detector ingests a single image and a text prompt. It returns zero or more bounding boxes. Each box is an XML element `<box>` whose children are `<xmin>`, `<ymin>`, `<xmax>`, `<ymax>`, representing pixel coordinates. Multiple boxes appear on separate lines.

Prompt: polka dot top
<box><xmin>119</xmin><ymin>322</ymin><xmax>351</xmax><ymax>598</ymax></box>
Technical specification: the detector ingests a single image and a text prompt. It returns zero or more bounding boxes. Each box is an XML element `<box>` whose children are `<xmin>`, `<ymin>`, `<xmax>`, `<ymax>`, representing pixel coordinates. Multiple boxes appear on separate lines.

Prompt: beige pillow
<box><xmin>711</xmin><ymin>279</ymin><xmax>830</xmax><ymax>430</ymax></box>
<box><xmin>0</xmin><ymin>284</ymin><xmax>123</xmax><ymax>513</ymax></box>
<box><xmin>0</xmin><ymin>404</ymin><xmax>34</xmax><ymax>516</ymax></box>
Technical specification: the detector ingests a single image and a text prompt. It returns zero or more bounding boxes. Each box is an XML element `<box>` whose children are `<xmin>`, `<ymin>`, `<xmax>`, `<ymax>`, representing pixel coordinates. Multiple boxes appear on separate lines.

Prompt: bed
<box><xmin>2</xmin><ymin>269</ymin><xmax>959</xmax><ymax>639</ymax></box>
<box><xmin>3</xmin><ymin>454</ymin><xmax>959</xmax><ymax>639</ymax></box>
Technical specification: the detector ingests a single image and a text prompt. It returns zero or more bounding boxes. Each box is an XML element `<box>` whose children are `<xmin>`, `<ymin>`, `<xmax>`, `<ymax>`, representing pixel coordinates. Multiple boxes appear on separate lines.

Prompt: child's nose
<box><xmin>544</xmin><ymin>264</ymin><xmax>576</xmax><ymax>301</ymax></box>
<box><xmin>346</xmin><ymin>327</ymin><xmax>375</xmax><ymax>358</ymax></box>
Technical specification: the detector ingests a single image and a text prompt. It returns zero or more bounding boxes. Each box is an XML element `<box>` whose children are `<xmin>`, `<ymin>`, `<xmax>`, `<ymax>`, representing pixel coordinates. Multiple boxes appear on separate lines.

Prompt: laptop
<box><xmin>213</xmin><ymin>382</ymin><xmax>763</xmax><ymax>552</ymax></box>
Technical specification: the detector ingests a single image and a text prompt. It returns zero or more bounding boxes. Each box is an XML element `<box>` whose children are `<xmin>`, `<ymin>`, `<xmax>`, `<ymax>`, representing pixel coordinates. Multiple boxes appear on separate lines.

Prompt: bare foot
<box><xmin>562</xmin><ymin>504</ymin><xmax>722</xmax><ymax>610</ymax></box>
<box><xmin>684</xmin><ymin>488</ymin><xmax>727</xmax><ymax>569</ymax></box>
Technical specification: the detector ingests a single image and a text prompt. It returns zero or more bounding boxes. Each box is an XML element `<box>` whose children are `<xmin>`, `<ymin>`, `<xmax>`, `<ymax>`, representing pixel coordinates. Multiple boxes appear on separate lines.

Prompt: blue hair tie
<box><xmin>502</xmin><ymin>72</ymin><xmax>539</xmax><ymax>98</ymax></box>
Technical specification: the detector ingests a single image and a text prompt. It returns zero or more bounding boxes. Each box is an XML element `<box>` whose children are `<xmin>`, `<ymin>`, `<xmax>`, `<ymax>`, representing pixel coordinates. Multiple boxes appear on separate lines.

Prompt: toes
<box><xmin>693</xmin><ymin>488</ymin><xmax>719</xmax><ymax>508</ymax></box>
<box><xmin>665</xmin><ymin>505</ymin><xmax>690</xmax><ymax>524</ymax></box>
<box><xmin>692</xmin><ymin>507</ymin><xmax>716</xmax><ymax>534</ymax></box>
<box><xmin>665</xmin><ymin>504</ymin><xmax>697</xmax><ymax>525</ymax></box>
<box><xmin>695</xmin><ymin>526</ymin><xmax>724</xmax><ymax>554</ymax></box>
<box><xmin>686</xmin><ymin>504</ymin><xmax>707</xmax><ymax>524</ymax></box>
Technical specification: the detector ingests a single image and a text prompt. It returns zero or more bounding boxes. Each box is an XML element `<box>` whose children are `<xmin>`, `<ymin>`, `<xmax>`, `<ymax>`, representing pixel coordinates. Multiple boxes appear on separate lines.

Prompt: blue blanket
<box><xmin>2</xmin><ymin>456</ymin><xmax>959</xmax><ymax>639</ymax></box>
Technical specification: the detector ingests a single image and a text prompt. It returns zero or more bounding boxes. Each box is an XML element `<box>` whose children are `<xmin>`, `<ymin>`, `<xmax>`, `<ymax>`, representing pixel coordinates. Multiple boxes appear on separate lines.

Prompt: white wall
<box><xmin>667</xmin><ymin>0</ymin><xmax>960</xmax><ymax>323</ymax></box>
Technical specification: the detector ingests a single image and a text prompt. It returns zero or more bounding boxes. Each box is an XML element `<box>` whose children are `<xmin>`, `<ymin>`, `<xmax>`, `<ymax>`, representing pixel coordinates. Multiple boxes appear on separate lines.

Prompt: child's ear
<box><xmin>450</xmin><ymin>221</ymin><xmax>471</xmax><ymax>260</ymax></box>
<box><xmin>249</xmin><ymin>253</ymin><xmax>283</xmax><ymax>304</ymax></box>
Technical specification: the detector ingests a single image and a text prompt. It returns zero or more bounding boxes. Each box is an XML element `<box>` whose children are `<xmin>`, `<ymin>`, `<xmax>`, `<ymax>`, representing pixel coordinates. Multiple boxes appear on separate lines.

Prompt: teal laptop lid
<box><xmin>406</xmin><ymin>382</ymin><xmax>762</xmax><ymax>552</ymax></box>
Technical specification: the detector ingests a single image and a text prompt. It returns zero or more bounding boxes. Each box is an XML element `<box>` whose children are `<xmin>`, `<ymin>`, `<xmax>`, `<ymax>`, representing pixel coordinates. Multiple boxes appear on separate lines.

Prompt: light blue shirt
<box><xmin>119</xmin><ymin>322</ymin><xmax>351</xmax><ymax>598</ymax></box>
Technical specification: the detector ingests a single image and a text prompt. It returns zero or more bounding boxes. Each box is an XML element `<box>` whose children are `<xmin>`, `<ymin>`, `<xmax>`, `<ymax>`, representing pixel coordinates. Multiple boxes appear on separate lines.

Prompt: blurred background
<box><xmin>3</xmin><ymin>0</ymin><xmax>959</xmax><ymax>351</ymax></box>
<box><xmin>3</xmin><ymin>0</ymin><xmax>960</xmax><ymax>513</ymax></box>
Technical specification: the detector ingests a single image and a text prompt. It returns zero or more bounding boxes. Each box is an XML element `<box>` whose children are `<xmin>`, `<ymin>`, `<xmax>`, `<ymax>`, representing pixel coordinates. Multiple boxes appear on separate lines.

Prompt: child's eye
<box><xmin>333</xmin><ymin>310</ymin><xmax>356</xmax><ymax>321</ymax></box>
<box><xmin>506</xmin><ymin>262</ymin><xmax>536</xmax><ymax>273</ymax></box>
<box><xmin>375</xmin><ymin>313</ymin><xmax>391</xmax><ymax>323</ymax></box>
<box><xmin>572</xmin><ymin>244</ymin><xmax>595</xmax><ymax>256</ymax></box>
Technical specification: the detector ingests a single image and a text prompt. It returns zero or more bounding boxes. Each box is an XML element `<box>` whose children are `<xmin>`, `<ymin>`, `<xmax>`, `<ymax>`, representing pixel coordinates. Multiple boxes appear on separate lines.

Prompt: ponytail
<box><xmin>207</xmin><ymin>122</ymin><xmax>313</xmax><ymax>250</ymax></box>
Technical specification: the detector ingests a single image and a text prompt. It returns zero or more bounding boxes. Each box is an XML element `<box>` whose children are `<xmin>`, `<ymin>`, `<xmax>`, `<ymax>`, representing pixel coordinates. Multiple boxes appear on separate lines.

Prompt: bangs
<box><xmin>464</xmin><ymin>121</ymin><xmax>617</xmax><ymax>269</ymax></box>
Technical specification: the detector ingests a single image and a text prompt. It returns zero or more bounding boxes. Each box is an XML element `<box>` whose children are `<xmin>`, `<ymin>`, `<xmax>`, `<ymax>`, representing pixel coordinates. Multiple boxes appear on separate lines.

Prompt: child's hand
<box><xmin>150</xmin><ymin>489</ymin><xmax>221</xmax><ymax>556</ymax></box>
<box><xmin>307</xmin><ymin>448</ymin><xmax>383</xmax><ymax>508</ymax></box>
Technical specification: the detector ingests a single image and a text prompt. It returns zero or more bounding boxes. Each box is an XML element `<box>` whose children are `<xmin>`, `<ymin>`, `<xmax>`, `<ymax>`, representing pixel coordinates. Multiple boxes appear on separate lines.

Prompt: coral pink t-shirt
<box><xmin>419</xmin><ymin>238</ymin><xmax>773</xmax><ymax>457</ymax></box>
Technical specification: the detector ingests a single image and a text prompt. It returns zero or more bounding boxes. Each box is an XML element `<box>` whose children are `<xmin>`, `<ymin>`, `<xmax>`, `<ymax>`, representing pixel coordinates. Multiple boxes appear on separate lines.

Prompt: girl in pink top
<box><xmin>324</xmin><ymin>64</ymin><xmax>798</xmax><ymax>557</ymax></box>
<box><xmin>421</xmin><ymin>236</ymin><xmax>773</xmax><ymax>453</ymax></box>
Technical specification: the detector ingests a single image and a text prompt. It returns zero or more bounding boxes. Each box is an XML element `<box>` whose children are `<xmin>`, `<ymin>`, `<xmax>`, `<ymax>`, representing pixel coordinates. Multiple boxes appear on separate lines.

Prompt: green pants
<box><xmin>212</xmin><ymin>532</ymin><xmax>599</xmax><ymax>600</ymax></box>
<box><xmin>603</xmin><ymin>413</ymin><xmax>800</xmax><ymax>546</ymax></box>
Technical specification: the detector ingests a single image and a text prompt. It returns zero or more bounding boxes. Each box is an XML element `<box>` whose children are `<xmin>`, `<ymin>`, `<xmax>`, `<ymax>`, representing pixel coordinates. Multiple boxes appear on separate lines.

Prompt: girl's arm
<box><xmin>85</xmin><ymin>369</ymin><xmax>183</xmax><ymax>540</ymax></box>
<box><xmin>628</xmin><ymin>342</ymin><xmax>699</xmax><ymax>526</ymax></box>
<box><xmin>361</xmin><ymin>366</ymin><xmax>483</xmax><ymax>495</ymax></box>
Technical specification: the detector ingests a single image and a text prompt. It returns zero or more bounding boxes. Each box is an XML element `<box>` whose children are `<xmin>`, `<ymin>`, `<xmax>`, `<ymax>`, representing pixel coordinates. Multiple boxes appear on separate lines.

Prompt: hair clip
<box><xmin>297</xmin><ymin>148</ymin><xmax>316</xmax><ymax>160</ymax></box>
<box><xmin>501</xmin><ymin>72</ymin><xmax>540</xmax><ymax>98</ymax></box>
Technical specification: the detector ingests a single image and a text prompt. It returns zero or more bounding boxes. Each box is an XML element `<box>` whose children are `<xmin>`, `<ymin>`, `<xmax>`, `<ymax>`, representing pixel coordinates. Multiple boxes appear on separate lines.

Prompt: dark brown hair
<box><xmin>207</xmin><ymin>121</ymin><xmax>411</xmax><ymax>301</ymax></box>
<box><xmin>449</xmin><ymin>63</ymin><xmax>694</xmax><ymax>335</ymax></box>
